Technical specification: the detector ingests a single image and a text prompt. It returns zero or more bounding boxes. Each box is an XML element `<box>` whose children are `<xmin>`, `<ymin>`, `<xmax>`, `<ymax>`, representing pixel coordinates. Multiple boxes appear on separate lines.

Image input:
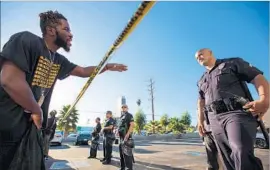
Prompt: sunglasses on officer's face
<box><xmin>122</xmin><ymin>106</ymin><xmax>127</xmax><ymax>109</ymax></box>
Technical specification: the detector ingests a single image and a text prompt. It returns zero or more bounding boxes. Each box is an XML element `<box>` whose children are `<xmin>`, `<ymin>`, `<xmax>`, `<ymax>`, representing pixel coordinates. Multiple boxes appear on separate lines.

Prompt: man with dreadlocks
<box><xmin>0</xmin><ymin>10</ymin><xmax>127</xmax><ymax>170</ymax></box>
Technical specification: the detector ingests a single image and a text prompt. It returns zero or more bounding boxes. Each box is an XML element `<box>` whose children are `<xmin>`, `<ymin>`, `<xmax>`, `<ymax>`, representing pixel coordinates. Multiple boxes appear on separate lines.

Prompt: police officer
<box><xmin>88</xmin><ymin>117</ymin><xmax>102</xmax><ymax>159</ymax></box>
<box><xmin>118</xmin><ymin>104</ymin><xmax>135</xmax><ymax>170</ymax></box>
<box><xmin>201</xmin><ymin>122</ymin><xmax>219</xmax><ymax>170</ymax></box>
<box><xmin>100</xmin><ymin>111</ymin><xmax>115</xmax><ymax>164</ymax></box>
<box><xmin>197</xmin><ymin>109</ymin><xmax>220</xmax><ymax>170</ymax></box>
<box><xmin>43</xmin><ymin>110</ymin><xmax>57</xmax><ymax>160</ymax></box>
<box><xmin>196</xmin><ymin>48</ymin><xmax>269</xmax><ymax>170</ymax></box>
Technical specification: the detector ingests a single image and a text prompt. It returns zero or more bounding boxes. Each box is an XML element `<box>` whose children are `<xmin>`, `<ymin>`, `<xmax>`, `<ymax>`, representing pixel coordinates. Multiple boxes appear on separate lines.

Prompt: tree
<box><xmin>160</xmin><ymin>114</ymin><xmax>170</xmax><ymax>133</ymax></box>
<box><xmin>180</xmin><ymin>111</ymin><xmax>192</xmax><ymax>128</ymax></box>
<box><xmin>58</xmin><ymin>105</ymin><xmax>79</xmax><ymax>135</ymax></box>
<box><xmin>134</xmin><ymin>109</ymin><xmax>146</xmax><ymax>134</ymax></box>
<box><xmin>144</xmin><ymin>120</ymin><xmax>162</xmax><ymax>134</ymax></box>
<box><xmin>186</xmin><ymin>125</ymin><xmax>196</xmax><ymax>133</ymax></box>
<box><xmin>168</xmin><ymin>117</ymin><xmax>185</xmax><ymax>134</ymax></box>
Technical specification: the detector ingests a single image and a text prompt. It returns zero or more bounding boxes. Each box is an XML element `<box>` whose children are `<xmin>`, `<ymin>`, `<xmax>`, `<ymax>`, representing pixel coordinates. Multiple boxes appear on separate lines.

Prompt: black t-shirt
<box><xmin>104</xmin><ymin>118</ymin><xmax>114</xmax><ymax>135</ymax></box>
<box><xmin>0</xmin><ymin>31</ymin><xmax>77</xmax><ymax>130</ymax></box>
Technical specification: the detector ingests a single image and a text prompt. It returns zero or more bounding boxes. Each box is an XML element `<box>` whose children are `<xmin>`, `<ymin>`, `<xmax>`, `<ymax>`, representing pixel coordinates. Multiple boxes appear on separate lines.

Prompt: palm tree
<box><xmin>168</xmin><ymin>117</ymin><xmax>185</xmax><ymax>134</ymax></box>
<box><xmin>57</xmin><ymin>105</ymin><xmax>79</xmax><ymax>136</ymax></box>
<box><xmin>144</xmin><ymin>120</ymin><xmax>162</xmax><ymax>134</ymax></box>
<box><xmin>160</xmin><ymin>114</ymin><xmax>169</xmax><ymax>133</ymax></box>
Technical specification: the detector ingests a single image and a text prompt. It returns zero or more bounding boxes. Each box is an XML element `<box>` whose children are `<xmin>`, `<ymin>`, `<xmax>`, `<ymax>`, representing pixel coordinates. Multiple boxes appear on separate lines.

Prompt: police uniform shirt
<box><xmin>95</xmin><ymin>123</ymin><xmax>102</xmax><ymax>133</ymax></box>
<box><xmin>197</xmin><ymin>58</ymin><xmax>263</xmax><ymax>106</ymax></box>
<box><xmin>204</xmin><ymin>120</ymin><xmax>211</xmax><ymax>132</ymax></box>
<box><xmin>0</xmin><ymin>31</ymin><xmax>77</xmax><ymax>130</ymax></box>
<box><xmin>119</xmin><ymin>112</ymin><xmax>134</xmax><ymax>137</ymax></box>
<box><xmin>104</xmin><ymin>118</ymin><xmax>114</xmax><ymax>135</ymax></box>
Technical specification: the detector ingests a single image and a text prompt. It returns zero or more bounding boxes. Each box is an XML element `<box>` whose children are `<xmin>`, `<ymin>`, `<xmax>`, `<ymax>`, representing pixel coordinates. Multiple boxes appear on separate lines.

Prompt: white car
<box><xmin>254</xmin><ymin>132</ymin><xmax>269</xmax><ymax>149</ymax></box>
<box><xmin>66</xmin><ymin>133</ymin><xmax>78</xmax><ymax>142</ymax></box>
<box><xmin>50</xmin><ymin>131</ymin><xmax>63</xmax><ymax>146</ymax></box>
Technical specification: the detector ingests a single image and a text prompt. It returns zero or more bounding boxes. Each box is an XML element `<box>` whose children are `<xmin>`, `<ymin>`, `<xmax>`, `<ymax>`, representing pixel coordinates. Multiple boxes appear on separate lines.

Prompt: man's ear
<box><xmin>46</xmin><ymin>26</ymin><xmax>56</xmax><ymax>36</ymax></box>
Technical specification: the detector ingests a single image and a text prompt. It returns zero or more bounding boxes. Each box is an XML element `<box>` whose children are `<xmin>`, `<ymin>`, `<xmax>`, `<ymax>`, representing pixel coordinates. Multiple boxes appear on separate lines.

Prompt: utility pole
<box><xmin>148</xmin><ymin>78</ymin><xmax>155</xmax><ymax>134</ymax></box>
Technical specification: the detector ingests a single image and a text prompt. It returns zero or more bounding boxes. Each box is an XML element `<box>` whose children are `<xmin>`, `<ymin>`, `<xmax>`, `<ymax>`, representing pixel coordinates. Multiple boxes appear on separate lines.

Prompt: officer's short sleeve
<box><xmin>128</xmin><ymin>114</ymin><xmax>134</xmax><ymax>123</ymax></box>
<box><xmin>233</xmin><ymin>58</ymin><xmax>263</xmax><ymax>83</ymax></box>
<box><xmin>57</xmin><ymin>54</ymin><xmax>77</xmax><ymax>80</ymax></box>
<box><xmin>0</xmin><ymin>32</ymin><xmax>36</xmax><ymax>73</ymax></box>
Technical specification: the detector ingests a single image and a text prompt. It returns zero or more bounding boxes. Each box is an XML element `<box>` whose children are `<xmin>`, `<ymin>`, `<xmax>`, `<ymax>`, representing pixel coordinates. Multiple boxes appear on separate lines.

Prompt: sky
<box><xmin>1</xmin><ymin>1</ymin><xmax>269</xmax><ymax>126</ymax></box>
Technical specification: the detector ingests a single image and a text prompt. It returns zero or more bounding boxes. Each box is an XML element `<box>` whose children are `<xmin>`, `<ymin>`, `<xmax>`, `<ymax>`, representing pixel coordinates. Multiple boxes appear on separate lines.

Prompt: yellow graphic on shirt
<box><xmin>32</xmin><ymin>56</ymin><xmax>60</xmax><ymax>88</ymax></box>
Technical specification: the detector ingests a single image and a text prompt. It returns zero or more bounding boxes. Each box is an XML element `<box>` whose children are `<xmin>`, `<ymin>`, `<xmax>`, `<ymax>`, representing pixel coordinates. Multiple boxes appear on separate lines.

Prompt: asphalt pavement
<box><xmin>45</xmin><ymin>138</ymin><xmax>269</xmax><ymax>170</ymax></box>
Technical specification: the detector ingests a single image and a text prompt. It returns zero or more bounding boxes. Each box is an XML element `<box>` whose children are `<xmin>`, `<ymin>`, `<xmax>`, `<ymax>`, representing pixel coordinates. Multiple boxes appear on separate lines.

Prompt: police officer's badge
<box><xmin>218</xmin><ymin>63</ymin><xmax>225</xmax><ymax>70</ymax></box>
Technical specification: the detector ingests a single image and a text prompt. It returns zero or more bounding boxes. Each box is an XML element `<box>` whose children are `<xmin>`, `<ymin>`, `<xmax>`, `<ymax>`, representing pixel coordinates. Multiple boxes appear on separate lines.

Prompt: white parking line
<box><xmin>49</xmin><ymin>160</ymin><xmax>91</xmax><ymax>170</ymax></box>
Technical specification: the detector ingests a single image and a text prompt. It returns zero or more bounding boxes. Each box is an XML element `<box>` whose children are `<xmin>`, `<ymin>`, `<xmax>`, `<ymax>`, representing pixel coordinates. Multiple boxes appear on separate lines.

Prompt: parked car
<box><xmin>65</xmin><ymin>133</ymin><xmax>78</xmax><ymax>142</ymax></box>
<box><xmin>74</xmin><ymin>132</ymin><xmax>92</xmax><ymax>145</ymax></box>
<box><xmin>254</xmin><ymin>132</ymin><xmax>269</xmax><ymax>149</ymax></box>
<box><xmin>51</xmin><ymin>130</ymin><xmax>63</xmax><ymax>146</ymax></box>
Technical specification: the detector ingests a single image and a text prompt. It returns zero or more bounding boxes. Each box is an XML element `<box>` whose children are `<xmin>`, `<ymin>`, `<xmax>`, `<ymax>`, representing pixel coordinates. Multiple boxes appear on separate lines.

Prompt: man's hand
<box><xmin>243</xmin><ymin>99</ymin><xmax>269</xmax><ymax>120</ymax></box>
<box><xmin>29</xmin><ymin>109</ymin><xmax>43</xmax><ymax>129</ymax></box>
<box><xmin>100</xmin><ymin>63</ymin><xmax>128</xmax><ymax>73</ymax></box>
<box><xmin>197</xmin><ymin>122</ymin><xmax>206</xmax><ymax>137</ymax></box>
<box><xmin>124</xmin><ymin>134</ymin><xmax>129</xmax><ymax>141</ymax></box>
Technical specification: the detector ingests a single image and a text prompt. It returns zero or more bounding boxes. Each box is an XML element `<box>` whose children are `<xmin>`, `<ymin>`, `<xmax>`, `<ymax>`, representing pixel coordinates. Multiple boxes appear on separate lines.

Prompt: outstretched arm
<box><xmin>70</xmin><ymin>63</ymin><xmax>127</xmax><ymax>78</ymax></box>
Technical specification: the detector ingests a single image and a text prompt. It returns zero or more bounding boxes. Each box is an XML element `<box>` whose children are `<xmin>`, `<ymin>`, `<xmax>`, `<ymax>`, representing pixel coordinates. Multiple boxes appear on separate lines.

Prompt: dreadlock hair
<box><xmin>39</xmin><ymin>10</ymin><xmax>67</xmax><ymax>35</ymax></box>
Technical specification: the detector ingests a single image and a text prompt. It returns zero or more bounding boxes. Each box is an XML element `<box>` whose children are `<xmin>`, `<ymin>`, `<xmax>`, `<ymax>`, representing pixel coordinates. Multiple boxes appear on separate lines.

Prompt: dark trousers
<box><xmin>119</xmin><ymin>140</ymin><xmax>133</xmax><ymax>170</ymax></box>
<box><xmin>89</xmin><ymin>136</ymin><xmax>99</xmax><ymax>157</ymax></box>
<box><xmin>103</xmin><ymin>139</ymin><xmax>106</xmax><ymax>159</ymax></box>
<box><xmin>0</xmin><ymin>117</ymin><xmax>27</xmax><ymax>170</ymax></box>
<box><xmin>204</xmin><ymin>132</ymin><xmax>219</xmax><ymax>170</ymax></box>
<box><xmin>209</xmin><ymin>111</ymin><xmax>263</xmax><ymax>170</ymax></box>
<box><xmin>103</xmin><ymin>137</ymin><xmax>113</xmax><ymax>161</ymax></box>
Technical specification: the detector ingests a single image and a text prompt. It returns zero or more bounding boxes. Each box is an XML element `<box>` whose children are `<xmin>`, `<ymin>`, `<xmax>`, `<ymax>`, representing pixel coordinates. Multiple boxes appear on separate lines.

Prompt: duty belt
<box><xmin>205</xmin><ymin>97</ymin><xmax>244</xmax><ymax>114</ymax></box>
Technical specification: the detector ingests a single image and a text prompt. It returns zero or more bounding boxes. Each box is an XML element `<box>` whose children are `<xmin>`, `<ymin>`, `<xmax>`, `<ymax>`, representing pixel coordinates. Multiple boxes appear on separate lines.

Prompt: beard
<box><xmin>54</xmin><ymin>31</ymin><xmax>70</xmax><ymax>52</ymax></box>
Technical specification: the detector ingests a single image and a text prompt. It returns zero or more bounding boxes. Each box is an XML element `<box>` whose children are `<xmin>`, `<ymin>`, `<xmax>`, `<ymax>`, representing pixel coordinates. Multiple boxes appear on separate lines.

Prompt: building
<box><xmin>116</xmin><ymin>96</ymin><xmax>126</xmax><ymax>117</ymax></box>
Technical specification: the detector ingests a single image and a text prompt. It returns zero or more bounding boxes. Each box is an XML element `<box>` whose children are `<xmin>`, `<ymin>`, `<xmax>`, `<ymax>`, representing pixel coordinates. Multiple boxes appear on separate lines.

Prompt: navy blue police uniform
<box><xmin>118</xmin><ymin>111</ymin><xmax>134</xmax><ymax>170</ymax></box>
<box><xmin>197</xmin><ymin>58</ymin><xmax>264</xmax><ymax>170</ymax></box>
<box><xmin>89</xmin><ymin>122</ymin><xmax>101</xmax><ymax>158</ymax></box>
<box><xmin>203</xmin><ymin>121</ymin><xmax>219</xmax><ymax>170</ymax></box>
<box><xmin>102</xmin><ymin>117</ymin><xmax>115</xmax><ymax>163</ymax></box>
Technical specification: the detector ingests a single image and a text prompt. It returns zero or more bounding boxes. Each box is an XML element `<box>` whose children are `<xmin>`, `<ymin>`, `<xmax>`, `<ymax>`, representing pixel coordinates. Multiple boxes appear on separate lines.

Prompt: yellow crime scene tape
<box><xmin>61</xmin><ymin>1</ymin><xmax>156</xmax><ymax>122</ymax></box>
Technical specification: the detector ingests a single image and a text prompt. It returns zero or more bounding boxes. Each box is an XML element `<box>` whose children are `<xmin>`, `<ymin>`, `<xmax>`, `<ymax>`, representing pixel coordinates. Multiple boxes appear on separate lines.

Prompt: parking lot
<box><xmin>46</xmin><ymin>137</ymin><xmax>269</xmax><ymax>170</ymax></box>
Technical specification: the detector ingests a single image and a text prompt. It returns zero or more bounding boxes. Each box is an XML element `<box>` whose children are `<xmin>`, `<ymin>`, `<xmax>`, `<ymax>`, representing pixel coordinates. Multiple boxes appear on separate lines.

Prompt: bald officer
<box><xmin>196</xmin><ymin>48</ymin><xmax>269</xmax><ymax>170</ymax></box>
